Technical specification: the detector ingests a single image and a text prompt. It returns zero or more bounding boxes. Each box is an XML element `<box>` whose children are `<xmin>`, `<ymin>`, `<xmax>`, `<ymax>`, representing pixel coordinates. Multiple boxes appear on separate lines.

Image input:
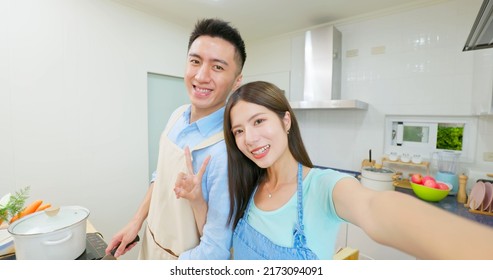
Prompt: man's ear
<box><xmin>232</xmin><ymin>74</ymin><xmax>243</xmax><ymax>92</ymax></box>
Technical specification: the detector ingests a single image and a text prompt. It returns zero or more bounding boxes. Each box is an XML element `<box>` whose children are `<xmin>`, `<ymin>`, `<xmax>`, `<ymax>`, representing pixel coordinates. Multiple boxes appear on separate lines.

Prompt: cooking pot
<box><xmin>8</xmin><ymin>205</ymin><xmax>89</xmax><ymax>260</ymax></box>
<box><xmin>360</xmin><ymin>166</ymin><xmax>396</xmax><ymax>191</ymax></box>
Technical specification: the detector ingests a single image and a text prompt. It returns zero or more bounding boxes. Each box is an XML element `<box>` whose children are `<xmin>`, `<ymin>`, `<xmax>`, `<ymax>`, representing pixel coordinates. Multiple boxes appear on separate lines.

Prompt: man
<box><xmin>106</xmin><ymin>18</ymin><xmax>246</xmax><ymax>259</ymax></box>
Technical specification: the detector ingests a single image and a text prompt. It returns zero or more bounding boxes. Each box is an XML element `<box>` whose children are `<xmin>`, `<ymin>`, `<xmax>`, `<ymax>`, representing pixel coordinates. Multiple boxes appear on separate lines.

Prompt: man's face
<box><xmin>185</xmin><ymin>36</ymin><xmax>242</xmax><ymax>120</ymax></box>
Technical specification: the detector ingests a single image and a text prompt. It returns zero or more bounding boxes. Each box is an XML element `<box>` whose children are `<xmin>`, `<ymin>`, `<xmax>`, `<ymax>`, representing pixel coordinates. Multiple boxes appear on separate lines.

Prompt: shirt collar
<box><xmin>183</xmin><ymin>105</ymin><xmax>225</xmax><ymax>136</ymax></box>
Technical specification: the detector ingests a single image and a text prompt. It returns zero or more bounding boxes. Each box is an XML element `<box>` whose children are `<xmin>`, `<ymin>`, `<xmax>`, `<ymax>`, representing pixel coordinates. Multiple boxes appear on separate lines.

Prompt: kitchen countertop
<box><xmin>395</xmin><ymin>187</ymin><xmax>493</xmax><ymax>228</ymax></box>
<box><xmin>321</xmin><ymin>165</ymin><xmax>493</xmax><ymax>228</ymax></box>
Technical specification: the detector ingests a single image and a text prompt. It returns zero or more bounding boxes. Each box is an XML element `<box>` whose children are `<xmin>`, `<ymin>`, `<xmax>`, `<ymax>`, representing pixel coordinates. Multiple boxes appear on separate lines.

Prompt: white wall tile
<box><xmin>246</xmin><ymin>0</ymin><xmax>492</xmax><ymax>171</ymax></box>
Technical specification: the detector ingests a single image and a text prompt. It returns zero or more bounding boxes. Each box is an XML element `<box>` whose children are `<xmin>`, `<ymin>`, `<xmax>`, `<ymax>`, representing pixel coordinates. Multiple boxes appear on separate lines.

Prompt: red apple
<box><xmin>436</xmin><ymin>182</ymin><xmax>450</xmax><ymax>191</ymax></box>
<box><xmin>411</xmin><ymin>173</ymin><xmax>423</xmax><ymax>184</ymax></box>
<box><xmin>423</xmin><ymin>179</ymin><xmax>438</xmax><ymax>189</ymax></box>
<box><xmin>421</xmin><ymin>176</ymin><xmax>436</xmax><ymax>186</ymax></box>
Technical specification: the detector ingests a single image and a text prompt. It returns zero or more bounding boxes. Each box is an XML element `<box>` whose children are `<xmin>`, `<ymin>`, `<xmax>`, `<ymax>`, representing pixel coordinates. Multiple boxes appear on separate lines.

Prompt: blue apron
<box><xmin>232</xmin><ymin>163</ymin><xmax>319</xmax><ymax>260</ymax></box>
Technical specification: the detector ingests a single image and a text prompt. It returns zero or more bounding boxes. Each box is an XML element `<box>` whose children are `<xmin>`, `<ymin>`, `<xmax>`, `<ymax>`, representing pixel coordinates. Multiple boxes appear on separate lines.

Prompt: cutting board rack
<box><xmin>465</xmin><ymin>180</ymin><xmax>493</xmax><ymax>216</ymax></box>
<box><xmin>466</xmin><ymin>204</ymin><xmax>493</xmax><ymax>216</ymax></box>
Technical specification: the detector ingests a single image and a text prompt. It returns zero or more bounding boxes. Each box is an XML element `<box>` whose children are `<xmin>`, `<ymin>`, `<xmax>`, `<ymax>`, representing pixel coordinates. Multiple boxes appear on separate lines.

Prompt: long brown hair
<box><xmin>224</xmin><ymin>81</ymin><xmax>313</xmax><ymax>228</ymax></box>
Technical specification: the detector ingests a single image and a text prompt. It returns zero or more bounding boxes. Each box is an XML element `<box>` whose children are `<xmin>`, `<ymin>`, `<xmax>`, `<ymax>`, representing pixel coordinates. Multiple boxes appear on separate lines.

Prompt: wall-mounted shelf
<box><xmin>381</xmin><ymin>157</ymin><xmax>430</xmax><ymax>189</ymax></box>
<box><xmin>381</xmin><ymin>157</ymin><xmax>430</xmax><ymax>171</ymax></box>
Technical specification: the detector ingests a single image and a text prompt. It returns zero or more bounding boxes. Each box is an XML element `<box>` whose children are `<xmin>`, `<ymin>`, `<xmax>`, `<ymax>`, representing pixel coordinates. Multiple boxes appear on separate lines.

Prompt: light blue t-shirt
<box><xmin>151</xmin><ymin>105</ymin><xmax>231</xmax><ymax>260</ymax></box>
<box><xmin>247</xmin><ymin>168</ymin><xmax>355</xmax><ymax>259</ymax></box>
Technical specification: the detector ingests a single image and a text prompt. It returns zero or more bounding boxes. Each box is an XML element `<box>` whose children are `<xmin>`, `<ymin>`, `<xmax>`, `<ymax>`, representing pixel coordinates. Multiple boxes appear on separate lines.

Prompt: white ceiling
<box><xmin>113</xmin><ymin>0</ymin><xmax>446</xmax><ymax>41</ymax></box>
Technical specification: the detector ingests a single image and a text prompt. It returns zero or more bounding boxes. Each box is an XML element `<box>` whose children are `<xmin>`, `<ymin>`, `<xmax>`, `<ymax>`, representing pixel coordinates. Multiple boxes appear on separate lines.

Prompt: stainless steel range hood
<box><xmin>463</xmin><ymin>0</ymin><xmax>493</xmax><ymax>51</ymax></box>
<box><xmin>289</xmin><ymin>25</ymin><xmax>368</xmax><ymax>110</ymax></box>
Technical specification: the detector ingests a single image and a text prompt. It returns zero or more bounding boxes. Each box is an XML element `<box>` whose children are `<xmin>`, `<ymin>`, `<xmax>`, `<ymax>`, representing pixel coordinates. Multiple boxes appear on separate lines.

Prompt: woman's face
<box><xmin>230</xmin><ymin>100</ymin><xmax>291</xmax><ymax>168</ymax></box>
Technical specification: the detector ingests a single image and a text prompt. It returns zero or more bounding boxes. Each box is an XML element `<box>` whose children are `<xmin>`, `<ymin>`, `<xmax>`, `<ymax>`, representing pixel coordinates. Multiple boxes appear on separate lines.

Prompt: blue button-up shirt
<box><xmin>151</xmin><ymin>105</ymin><xmax>232</xmax><ymax>259</ymax></box>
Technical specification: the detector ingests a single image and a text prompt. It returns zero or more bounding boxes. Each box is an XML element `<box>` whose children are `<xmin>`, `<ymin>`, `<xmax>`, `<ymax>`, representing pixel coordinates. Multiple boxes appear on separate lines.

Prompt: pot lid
<box><xmin>8</xmin><ymin>206</ymin><xmax>89</xmax><ymax>236</ymax></box>
<box><xmin>363</xmin><ymin>167</ymin><xmax>395</xmax><ymax>174</ymax></box>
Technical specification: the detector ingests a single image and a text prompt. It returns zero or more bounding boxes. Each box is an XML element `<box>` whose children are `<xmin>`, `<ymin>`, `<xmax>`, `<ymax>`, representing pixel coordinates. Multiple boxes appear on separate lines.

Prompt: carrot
<box><xmin>20</xmin><ymin>199</ymin><xmax>43</xmax><ymax>218</ymax></box>
<box><xmin>35</xmin><ymin>203</ymin><xmax>51</xmax><ymax>212</ymax></box>
<box><xmin>9</xmin><ymin>213</ymin><xmax>20</xmax><ymax>224</ymax></box>
<box><xmin>21</xmin><ymin>199</ymin><xmax>43</xmax><ymax>216</ymax></box>
<box><xmin>9</xmin><ymin>199</ymin><xmax>43</xmax><ymax>223</ymax></box>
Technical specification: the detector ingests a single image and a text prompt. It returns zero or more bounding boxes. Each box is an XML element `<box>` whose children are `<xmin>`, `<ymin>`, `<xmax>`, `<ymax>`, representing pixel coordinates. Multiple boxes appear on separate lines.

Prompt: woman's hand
<box><xmin>174</xmin><ymin>146</ymin><xmax>210</xmax><ymax>235</ymax></box>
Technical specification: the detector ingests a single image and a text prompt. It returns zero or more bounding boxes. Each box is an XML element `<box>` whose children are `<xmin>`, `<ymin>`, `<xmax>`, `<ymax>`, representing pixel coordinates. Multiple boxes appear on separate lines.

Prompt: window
<box><xmin>436</xmin><ymin>123</ymin><xmax>464</xmax><ymax>151</ymax></box>
<box><xmin>384</xmin><ymin>116</ymin><xmax>477</xmax><ymax>163</ymax></box>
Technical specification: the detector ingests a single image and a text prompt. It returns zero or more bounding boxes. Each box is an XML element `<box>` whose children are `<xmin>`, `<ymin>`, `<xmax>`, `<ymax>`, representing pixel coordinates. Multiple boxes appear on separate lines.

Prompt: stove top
<box><xmin>77</xmin><ymin>232</ymin><xmax>108</xmax><ymax>260</ymax></box>
<box><xmin>1</xmin><ymin>232</ymin><xmax>108</xmax><ymax>260</ymax></box>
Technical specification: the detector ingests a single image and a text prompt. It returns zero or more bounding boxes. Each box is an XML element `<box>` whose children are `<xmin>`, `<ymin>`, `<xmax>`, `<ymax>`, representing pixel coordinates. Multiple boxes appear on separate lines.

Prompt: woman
<box><xmin>175</xmin><ymin>81</ymin><xmax>493</xmax><ymax>259</ymax></box>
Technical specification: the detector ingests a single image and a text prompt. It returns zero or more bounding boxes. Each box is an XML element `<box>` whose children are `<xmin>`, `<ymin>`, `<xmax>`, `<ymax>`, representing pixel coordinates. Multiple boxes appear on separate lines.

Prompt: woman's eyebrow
<box><xmin>231</xmin><ymin>112</ymin><xmax>266</xmax><ymax>130</ymax></box>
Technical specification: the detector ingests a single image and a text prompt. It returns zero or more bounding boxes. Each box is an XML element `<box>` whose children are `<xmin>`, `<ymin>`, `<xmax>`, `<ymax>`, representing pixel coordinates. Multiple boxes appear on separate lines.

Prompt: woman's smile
<box><xmin>251</xmin><ymin>144</ymin><xmax>271</xmax><ymax>159</ymax></box>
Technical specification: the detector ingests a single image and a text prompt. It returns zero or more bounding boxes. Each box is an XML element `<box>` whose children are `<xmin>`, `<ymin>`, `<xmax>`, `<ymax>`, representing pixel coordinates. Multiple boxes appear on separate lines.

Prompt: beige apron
<box><xmin>139</xmin><ymin>105</ymin><xmax>224</xmax><ymax>260</ymax></box>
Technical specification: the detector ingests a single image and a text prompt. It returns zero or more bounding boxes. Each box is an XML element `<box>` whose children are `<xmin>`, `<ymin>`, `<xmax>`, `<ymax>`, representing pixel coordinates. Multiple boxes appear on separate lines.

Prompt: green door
<box><xmin>147</xmin><ymin>73</ymin><xmax>188</xmax><ymax>181</ymax></box>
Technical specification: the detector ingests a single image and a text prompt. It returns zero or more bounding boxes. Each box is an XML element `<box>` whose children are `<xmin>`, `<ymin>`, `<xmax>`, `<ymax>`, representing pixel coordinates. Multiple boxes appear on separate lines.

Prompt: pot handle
<box><xmin>42</xmin><ymin>232</ymin><xmax>73</xmax><ymax>246</ymax></box>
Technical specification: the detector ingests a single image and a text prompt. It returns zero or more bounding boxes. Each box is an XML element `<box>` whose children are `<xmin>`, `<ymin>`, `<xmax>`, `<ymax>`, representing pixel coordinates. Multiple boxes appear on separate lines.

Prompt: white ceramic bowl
<box><xmin>400</xmin><ymin>154</ymin><xmax>410</xmax><ymax>163</ymax></box>
<box><xmin>388</xmin><ymin>153</ymin><xmax>399</xmax><ymax>161</ymax></box>
<box><xmin>411</xmin><ymin>154</ymin><xmax>422</xmax><ymax>164</ymax></box>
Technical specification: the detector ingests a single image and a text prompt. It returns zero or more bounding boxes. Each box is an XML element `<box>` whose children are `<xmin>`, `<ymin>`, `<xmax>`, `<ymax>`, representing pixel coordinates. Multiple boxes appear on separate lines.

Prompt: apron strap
<box><xmin>192</xmin><ymin>131</ymin><xmax>224</xmax><ymax>151</ymax></box>
<box><xmin>163</xmin><ymin>104</ymin><xmax>189</xmax><ymax>134</ymax></box>
<box><xmin>166</xmin><ymin>104</ymin><xmax>224</xmax><ymax>153</ymax></box>
<box><xmin>293</xmin><ymin>162</ymin><xmax>308</xmax><ymax>248</ymax></box>
<box><xmin>189</xmin><ymin>131</ymin><xmax>224</xmax><ymax>168</ymax></box>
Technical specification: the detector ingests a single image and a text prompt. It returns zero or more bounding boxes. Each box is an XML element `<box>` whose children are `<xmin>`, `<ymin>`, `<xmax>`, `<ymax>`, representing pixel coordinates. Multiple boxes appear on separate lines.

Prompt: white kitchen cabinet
<box><xmin>471</xmin><ymin>49</ymin><xmax>493</xmax><ymax>115</ymax></box>
<box><xmin>242</xmin><ymin>71</ymin><xmax>291</xmax><ymax>98</ymax></box>
<box><xmin>289</xmin><ymin>34</ymin><xmax>304</xmax><ymax>103</ymax></box>
<box><xmin>346</xmin><ymin>223</ymin><xmax>416</xmax><ymax>260</ymax></box>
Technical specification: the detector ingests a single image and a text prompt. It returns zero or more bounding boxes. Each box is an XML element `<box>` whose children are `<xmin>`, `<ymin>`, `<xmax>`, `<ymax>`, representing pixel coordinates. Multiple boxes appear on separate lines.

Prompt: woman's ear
<box><xmin>283</xmin><ymin>111</ymin><xmax>291</xmax><ymax>133</ymax></box>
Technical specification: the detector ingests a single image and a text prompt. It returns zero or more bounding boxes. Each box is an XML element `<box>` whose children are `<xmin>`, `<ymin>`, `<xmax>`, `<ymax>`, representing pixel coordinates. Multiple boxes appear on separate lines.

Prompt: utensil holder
<box><xmin>361</xmin><ymin>159</ymin><xmax>375</xmax><ymax>169</ymax></box>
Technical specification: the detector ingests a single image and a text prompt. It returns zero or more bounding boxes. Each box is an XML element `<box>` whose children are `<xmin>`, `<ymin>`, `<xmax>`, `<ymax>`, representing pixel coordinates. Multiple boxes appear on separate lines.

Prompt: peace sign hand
<box><xmin>174</xmin><ymin>146</ymin><xmax>210</xmax><ymax>235</ymax></box>
<box><xmin>174</xmin><ymin>146</ymin><xmax>210</xmax><ymax>204</ymax></box>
